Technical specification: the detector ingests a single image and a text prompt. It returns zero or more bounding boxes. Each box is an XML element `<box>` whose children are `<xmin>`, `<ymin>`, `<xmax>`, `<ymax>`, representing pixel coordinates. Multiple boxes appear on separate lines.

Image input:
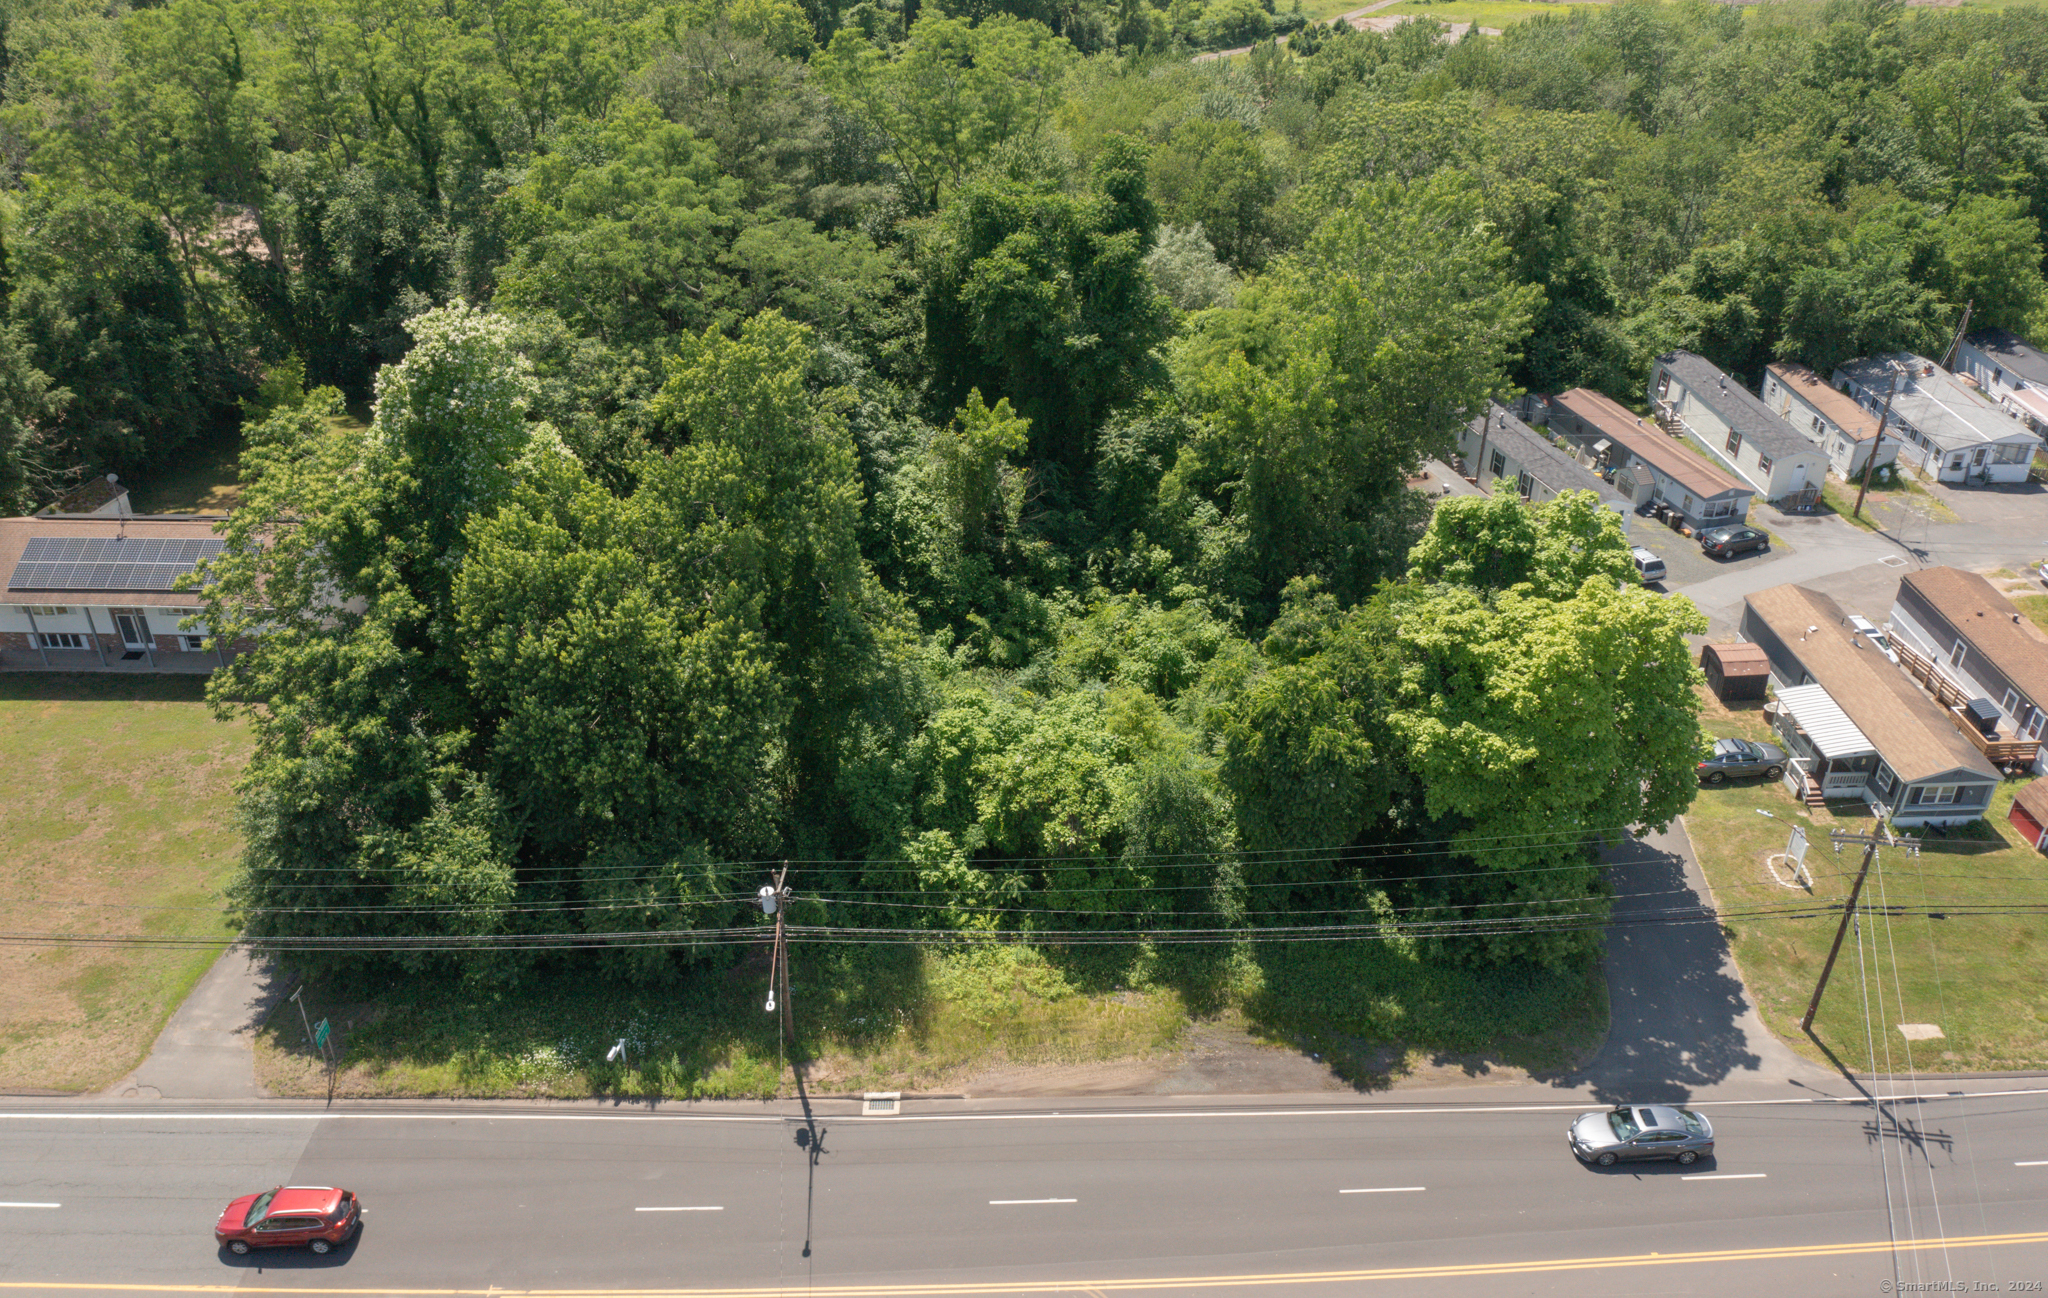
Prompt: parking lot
<box><xmin>1623</xmin><ymin>514</ymin><xmax>1782</xmax><ymax>590</ymax></box>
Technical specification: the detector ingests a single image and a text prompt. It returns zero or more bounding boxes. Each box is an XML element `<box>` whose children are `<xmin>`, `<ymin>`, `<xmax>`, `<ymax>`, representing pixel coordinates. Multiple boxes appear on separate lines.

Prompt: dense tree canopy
<box><xmin>26</xmin><ymin>0</ymin><xmax>2048</xmax><ymax>981</ymax></box>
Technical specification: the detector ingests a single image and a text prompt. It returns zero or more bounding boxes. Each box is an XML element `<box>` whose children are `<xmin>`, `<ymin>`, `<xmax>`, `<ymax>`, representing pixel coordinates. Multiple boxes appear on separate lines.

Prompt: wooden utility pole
<box><xmin>1853</xmin><ymin>362</ymin><xmax>1904</xmax><ymax>522</ymax></box>
<box><xmin>1940</xmin><ymin>300</ymin><xmax>1974</xmax><ymax>371</ymax></box>
<box><xmin>1800</xmin><ymin>831</ymin><xmax>1912</xmax><ymax>1033</ymax></box>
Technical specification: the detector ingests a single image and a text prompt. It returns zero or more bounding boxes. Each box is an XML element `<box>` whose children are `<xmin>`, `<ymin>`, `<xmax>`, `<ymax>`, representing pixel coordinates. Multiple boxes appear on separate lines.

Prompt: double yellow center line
<box><xmin>4</xmin><ymin>1228</ymin><xmax>2045</xmax><ymax>1294</ymax></box>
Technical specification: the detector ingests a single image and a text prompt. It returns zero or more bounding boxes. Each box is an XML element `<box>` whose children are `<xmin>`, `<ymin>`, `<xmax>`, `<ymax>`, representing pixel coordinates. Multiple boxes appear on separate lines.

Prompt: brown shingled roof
<box><xmin>1745</xmin><ymin>583</ymin><xmax>1999</xmax><ymax>785</ymax></box>
<box><xmin>0</xmin><ymin>514</ymin><xmax>228</xmax><ymax>609</ymax></box>
<box><xmin>1901</xmin><ymin>567</ymin><xmax>2048</xmax><ymax>706</ymax></box>
<box><xmin>1549</xmin><ymin>389</ymin><xmax>1749</xmax><ymax>500</ymax></box>
<box><xmin>46</xmin><ymin>475</ymin><xmax>130</xmax><ymax>514</ymax></box>
<box><xmin>2015</xmin><ymin>777</ymin><xmax>2048</xmax><ymax>832</ymax></box>
<box><xmin>1765</xmin><ymin>363</ymin><xmax>1882</xmax><ymax>443</ymax></box>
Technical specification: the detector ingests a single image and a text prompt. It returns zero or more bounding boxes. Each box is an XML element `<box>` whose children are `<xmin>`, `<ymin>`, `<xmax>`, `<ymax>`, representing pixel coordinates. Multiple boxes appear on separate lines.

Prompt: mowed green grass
<box><xmin>256</xmin><ymin>929</ymin><xmax>1605</xmax><ymax>1099</ymax></box>
<box><xmin>1687</xmin><ymin>690</ymin><xmax>2048</xmax><ymax>1073</ymax></box>
<box><xmin>1370</xmin><ymin>0</ymin><xmax>1604</xmax><ymax>29</ymax></box>
<box><xmin>0</xmin><ymin>676</ymin><xmax>250</xmax><ymax>1092</ymax></box>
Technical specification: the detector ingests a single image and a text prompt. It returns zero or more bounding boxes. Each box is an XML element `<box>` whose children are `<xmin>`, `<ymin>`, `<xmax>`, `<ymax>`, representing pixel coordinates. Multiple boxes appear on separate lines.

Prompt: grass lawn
<box><xmin>126</xmin><ymin>426</ymin><xmax>244</xmax><ymax>515</ymax></box>
<box><xmin>2017</xmin><ymin>593</ymin><xmax>2048</xmax><ymax>634</ymax></box>
<box><xmin>255</xmin><ymin>932</ymin><xmax>1605</xmax><ymax>1099</ymax></box>
<box><xmin>1371</xmin><ymin>0</ymin><xmax>1603</xmax><ymax>27</ymax></box>
<box><xmin>0</xmin><ymin>675</ymin><xmax>251</xmax><ymax>1092</ymax></box>
<box><xmin>1687</xmin><ymin>687</ymin><xmax>2048</xmax><ymax>1074</ymax></box>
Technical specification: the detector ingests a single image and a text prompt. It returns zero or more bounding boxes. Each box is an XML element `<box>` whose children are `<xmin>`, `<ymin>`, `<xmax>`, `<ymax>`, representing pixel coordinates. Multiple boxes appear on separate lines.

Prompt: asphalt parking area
<box><xmin>1625</xmin><ymin>517</ymin><xmax>1787</xmax><ymax>590</ymax></box>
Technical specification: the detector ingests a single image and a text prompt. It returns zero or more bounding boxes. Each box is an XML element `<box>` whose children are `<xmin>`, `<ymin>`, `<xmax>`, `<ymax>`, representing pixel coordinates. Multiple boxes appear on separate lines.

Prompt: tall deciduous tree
<box><xmin>1171</xmin><ymin>173</ymin><xmax>1539</xmax><ymax>612</ymax></box>
<box><xmin>811</xmin><ymin>14</ymin><xmax>1073</xmax><ymax>212</ymax></box>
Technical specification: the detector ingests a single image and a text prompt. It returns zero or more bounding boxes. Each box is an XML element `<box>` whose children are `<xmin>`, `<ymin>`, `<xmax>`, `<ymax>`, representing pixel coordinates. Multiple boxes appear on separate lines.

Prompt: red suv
<box><xmin>215</xmin><ymin>1186</ymin><xmax>362</xmax><ymax>1256</ymax></box>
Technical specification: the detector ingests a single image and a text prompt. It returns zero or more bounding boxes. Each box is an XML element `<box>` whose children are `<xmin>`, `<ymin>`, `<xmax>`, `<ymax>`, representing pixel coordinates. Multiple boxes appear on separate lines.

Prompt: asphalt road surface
<box><xmin>4</xmin><ymin>1087</ymin><xmax>2047</xmax><ymax>1296</ymax></box>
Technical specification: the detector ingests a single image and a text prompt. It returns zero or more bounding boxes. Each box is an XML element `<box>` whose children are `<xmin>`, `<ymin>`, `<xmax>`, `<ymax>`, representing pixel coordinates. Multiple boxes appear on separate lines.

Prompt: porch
<box><xmin>1772</xmin><ymin>683</ymin><xmax>1881</xmax><ymax>808</ymax></box>
<box><xmin>0</xmin><ymin>647</ymin><xmax>224</xmax><ymax>674</ymax></box>
<box><xmin>1894</xmin><ymin>638</ymin><xmax>2044</xmax><ymax>772</ymax></box>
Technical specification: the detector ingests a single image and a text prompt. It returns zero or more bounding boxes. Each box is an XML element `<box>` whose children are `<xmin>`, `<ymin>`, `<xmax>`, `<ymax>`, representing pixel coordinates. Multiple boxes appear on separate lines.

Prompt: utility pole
<box><xmin>760</xmin><ymin>864</ymin><xmax>825</xmax><ymax>1259</ymax></box>
<box><xmin>1853</xmin><ymin>361</ymin><xmax>1904</xmax><ymax>522</ymax></box>
<box><xmin>1939</xmin><ymin>300</ymin><xmax>1974</xmax><ymax>372</ymax></box>
<box><xmin>1801</xmin><ymin>830</ymin><xmax>1916</xmax><ymax>1033</ymax></box>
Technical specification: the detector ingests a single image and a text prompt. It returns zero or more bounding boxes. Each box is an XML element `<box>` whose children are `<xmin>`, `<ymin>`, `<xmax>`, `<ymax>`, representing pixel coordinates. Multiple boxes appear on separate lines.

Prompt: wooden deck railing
<box><xmin>1894</xmin><ymin>638</ymin><xmax>2042</xmax><ymax>769</ymax></box>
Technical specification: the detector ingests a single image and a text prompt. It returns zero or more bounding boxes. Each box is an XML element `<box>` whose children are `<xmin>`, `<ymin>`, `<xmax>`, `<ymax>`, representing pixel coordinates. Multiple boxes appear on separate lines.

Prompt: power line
<box><xmin>7</xmin><ymin>897</ymin><xmax>2042</xmax><ymax>954</ymax></box>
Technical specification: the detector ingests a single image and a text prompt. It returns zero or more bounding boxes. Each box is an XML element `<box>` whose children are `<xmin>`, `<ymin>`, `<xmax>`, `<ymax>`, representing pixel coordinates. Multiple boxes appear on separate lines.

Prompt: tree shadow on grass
<box><xmin>0</xmin><ymin>672</ymin><xmax>210</xmax><ymax>704</ymax></box>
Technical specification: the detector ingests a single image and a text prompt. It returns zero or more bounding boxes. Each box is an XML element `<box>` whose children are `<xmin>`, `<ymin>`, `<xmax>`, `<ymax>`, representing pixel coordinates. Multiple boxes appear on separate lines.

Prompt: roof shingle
<box><xmin>1745</xmin><ymin>583</ymin><xmax>1999</xmax><ymax>785</ymax></box>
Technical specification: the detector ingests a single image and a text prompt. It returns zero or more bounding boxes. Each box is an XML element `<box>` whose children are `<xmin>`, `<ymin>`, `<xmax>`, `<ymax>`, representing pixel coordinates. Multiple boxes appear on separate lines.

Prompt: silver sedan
<box><xmin>1568</xmin><ymin>1105</ymin><xmax>1715</xmax><ymax>1167</ymax></box>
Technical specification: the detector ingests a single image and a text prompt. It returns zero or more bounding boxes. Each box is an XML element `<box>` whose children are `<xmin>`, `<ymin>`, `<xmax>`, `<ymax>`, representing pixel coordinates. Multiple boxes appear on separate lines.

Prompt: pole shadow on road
<box><xmin>1534</xmin><ymin>834</ymin><xmax>1764</xmax><ymax>1105</ymax></box>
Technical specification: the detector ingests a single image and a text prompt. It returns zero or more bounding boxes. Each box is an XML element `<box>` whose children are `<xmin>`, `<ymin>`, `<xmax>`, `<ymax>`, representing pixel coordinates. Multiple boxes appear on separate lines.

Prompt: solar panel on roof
<box><xmin>7</xmin><ymin>534</ymin><xmax>224</xmax><ymax>592</ymax></box>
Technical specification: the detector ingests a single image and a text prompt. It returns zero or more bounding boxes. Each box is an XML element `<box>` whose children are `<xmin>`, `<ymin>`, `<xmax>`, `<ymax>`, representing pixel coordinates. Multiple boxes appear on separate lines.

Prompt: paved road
<box><xmin>3</xmin><ymin>1091</ymin><xmax>2046</xmax><ymax>1295</ymax></box>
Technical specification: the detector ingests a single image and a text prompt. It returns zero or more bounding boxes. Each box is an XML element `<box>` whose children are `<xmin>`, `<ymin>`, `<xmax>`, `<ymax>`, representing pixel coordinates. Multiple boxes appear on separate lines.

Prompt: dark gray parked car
<box><xmin>1569</xmin><ymin>1105</ymin><xmax>1715</xmax><ymax>1167</ymax></box>
<box><xmin>1696</xmin><ymin>736</ymin><xmax>1787</xmax><ymax>785</ymax></box>
<box><xmin>1698</xmin><ymin>524</ymin><xmax>1769</xmax><ymax>559</ymax></box>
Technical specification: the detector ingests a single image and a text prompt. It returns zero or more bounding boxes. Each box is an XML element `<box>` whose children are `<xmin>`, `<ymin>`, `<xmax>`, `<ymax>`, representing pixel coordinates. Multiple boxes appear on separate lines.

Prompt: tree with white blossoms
<box><xmin>366</xmin><ymin>302</ymin><xmax>541</xmax><ymax>619</ymax></box>
<box><xmin>199</xmin><ymin>303</ymin><xmax>554</xmax><ymax>978</ymax></box>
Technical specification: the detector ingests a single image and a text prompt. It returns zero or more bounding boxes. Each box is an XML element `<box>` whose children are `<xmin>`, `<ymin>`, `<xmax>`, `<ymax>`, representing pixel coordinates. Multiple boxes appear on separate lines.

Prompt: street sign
<box><xmin>314</xmin><ymin>1018</ymin><xmax>331</xmax><ymax>1050</ymax></box>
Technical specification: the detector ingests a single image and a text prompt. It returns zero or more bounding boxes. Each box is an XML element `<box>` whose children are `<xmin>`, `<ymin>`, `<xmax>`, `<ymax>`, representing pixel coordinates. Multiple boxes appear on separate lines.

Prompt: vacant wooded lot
<box><xmin>0</xmin><ymin>676</ymin><xmax>249</xmax><ymax>1093</ymax></box>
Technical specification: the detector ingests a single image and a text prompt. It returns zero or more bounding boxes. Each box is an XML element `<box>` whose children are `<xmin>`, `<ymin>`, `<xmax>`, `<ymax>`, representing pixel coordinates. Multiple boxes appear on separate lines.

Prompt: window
<box><xmin>1656</xmin><ymin>373</ymin><xmax>1671</xmax><ymax>399</ymax></box>
<box><xmin>1757</xmin><ymin>454</ymin><xmax>1773</xmax><ymax>474</ymax></box>
<box><xmin>1490</xmin><ymin>449</ymin><xmax>1507</xmax><ymax>478</ymax></box>
<box><xmin>2004</xmin><ymin>689</ymin><xmax>2021</xmax><ymax>717</ymax></box>
<box><xmin>1909</xmin><ymin>785</ymin><xmax>1981</xmax><ymax>806</ymax></box>
<box><xmin>1516</xmin><ymin>471</ymin><xmax>1534</xmax><ymax>498</ymax></box>
<box><xmin>1725</xmin><ymin>429</ymin><xmax>1743</xmax><ymax>456</ymax></box>
<box><xmin>183</xmin><ymin>636</ymin><xmax>208</xmax><ymax>652</ymax></box>
<box><xmin>1702</xmin><ymin>498</ymin><xmax>1739</xmax><ymax>519</ymax></box>
<box><xmin>1949</xmin><ymin>640</ymin><xmax>1967</xmax><ymax>668</ymax></box>
<box><xmin>1681</xmin><ymin>494</ymin><xmax>1696</xmax><ymax>511</ymax></box>
<box><xmin>1811</xmin><ymin>416</ymin><xmax>1823</xmax><ymax>432</ymax></box>
<box><xmin>26</xmin><ymin>605</ymin><xmax>69</xmax><ymax>616</ymax></box>
<box><xmin>1994</xmin><ymin>443</ymin><xmax>2031</xmax><ymax>464</ymax></box>
<box><xmin>1874</xmin><ymin>763</ymin><xmax>1898</xmax><ymax>796</ymax></box>
<box><xmin>32</xmin><ymin>632</ymin><xmax>87</xmax><ymax>650</ymax></box>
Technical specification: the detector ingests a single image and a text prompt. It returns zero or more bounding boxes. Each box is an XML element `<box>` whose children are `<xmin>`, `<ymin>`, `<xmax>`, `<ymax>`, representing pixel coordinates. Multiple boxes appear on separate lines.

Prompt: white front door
<box><xmin>1789</xmin><ymin>464</ymin><xmax>1807</xmax><ymax>491</ymax></box>
<box><xmin>113</xmin><ymin>613</ymin><xmax>150</xmax><ymax>649</ymax></box>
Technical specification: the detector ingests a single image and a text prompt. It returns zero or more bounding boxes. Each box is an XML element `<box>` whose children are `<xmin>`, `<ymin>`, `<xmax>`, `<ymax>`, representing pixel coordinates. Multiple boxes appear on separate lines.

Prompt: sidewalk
<box><xmin>104</xmin><ymin>948</ymin><xmax>288</xmax><ymax>1100</ymax></box>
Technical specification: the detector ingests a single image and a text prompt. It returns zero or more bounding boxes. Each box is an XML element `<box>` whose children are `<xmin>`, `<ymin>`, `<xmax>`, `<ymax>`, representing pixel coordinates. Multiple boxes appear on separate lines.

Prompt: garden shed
<box><xmin>2010</xmin><ymin>779</ymin><xmax>2048</xmax><ymax>852</ymax></box>
<box><xmin>1702</xmin><ymin>642</ymin><xmax>1771</xmax><ymax>702</ymax></box>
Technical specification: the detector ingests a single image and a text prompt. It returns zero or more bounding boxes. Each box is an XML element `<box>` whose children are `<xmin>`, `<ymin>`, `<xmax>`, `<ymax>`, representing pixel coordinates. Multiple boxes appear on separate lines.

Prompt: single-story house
<box><xmin>0</xmin><ymin>515</ymin><xmax>235</xmax><ymax>671</ymax></box>
<box><xmin>1741</xmin><ymin>583</ymin><xmax>2002</xmax><ymax>826</ymax></box>
<box><xmin>1760</xmin><ymin>362</ymin><xmax>1899</xmax><ymax>481</ymax></box>
<box><xmin>2010</xmin><ymin>778</ymin><xmax>2048</xmax><ymax>851</ymax></box>
<box><xmin>1887</xmin><ymin>566</ymin><xmax>2048</xmax><ymax>766</ymax></box>
<box><xmin>1454</xmin><ymin>402</ymin><xmax>1631</xmax><ymax>514</ymax></box>
<box><xmin>1832</xmin><ymin>354</ymin><xmax>2042</xmax><ymax>484</ymax></box>
<box><xmin>1547</xmin><ymin>388</ymin><xmax>1754</xmax><ymax>529</ymax></box>
<box><xmin>1953</xmin><ymin>328</ymin><xmax>2048</xmax><ymax>437</ymax></box>
<box><xmin>1650</xmin><ymin>351</ymin><xmax>1831</xmax><ymax>507</ymax></box>
<box><xmin>37</xmin><ymin>474</ymin><xmax>133</xmax><ymax>518</ymax></box>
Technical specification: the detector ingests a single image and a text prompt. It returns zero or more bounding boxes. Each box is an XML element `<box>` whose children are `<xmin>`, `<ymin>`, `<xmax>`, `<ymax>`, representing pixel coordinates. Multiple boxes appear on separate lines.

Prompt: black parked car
<box><xmin>1698</xmin><ymin>525</ymin><xmax>1769</xmax><ymax>559</ymax></box>
<box><xmin>1697</xmin><ymin>737</ymin><xmax>1787</xmax><ymax>785</ymax></box>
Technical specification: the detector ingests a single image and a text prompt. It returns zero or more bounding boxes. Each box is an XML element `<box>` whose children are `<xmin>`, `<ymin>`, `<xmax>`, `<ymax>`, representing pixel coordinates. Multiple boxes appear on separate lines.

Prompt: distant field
<box><xmin>0</xmin><ymin>675</ymin><xmax>250</xmax><ymax>1093</ymax></box>
<box><xmin>1688</xmin><ymin>688</ymin><xmax>2048</xmax><ymax>1074</ymax></box>
<box><xmin>1371</xmin><ymin>0</ymin><xmax>1603</xmax><ymax>28</ymax></box>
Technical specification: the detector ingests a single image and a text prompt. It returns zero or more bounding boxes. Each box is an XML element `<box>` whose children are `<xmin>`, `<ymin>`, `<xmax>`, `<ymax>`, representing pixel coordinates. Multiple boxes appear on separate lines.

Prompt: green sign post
<box><xmin>314</xmin><ymin>1018</ymin><xmax>331</xmax><ymax>1050</ymax></box>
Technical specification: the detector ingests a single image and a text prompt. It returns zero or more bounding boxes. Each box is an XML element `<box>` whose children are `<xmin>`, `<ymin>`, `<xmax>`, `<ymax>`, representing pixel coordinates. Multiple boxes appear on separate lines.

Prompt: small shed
<box><xmin>2010</xmin><ymin>779</ymin><xmax>2048</xmax><ymax>852</ymax></box>
<box><xmin>1702</xmin><ymin>642</ymin><xmax>1771</xmax><ymax>702</ymax></box>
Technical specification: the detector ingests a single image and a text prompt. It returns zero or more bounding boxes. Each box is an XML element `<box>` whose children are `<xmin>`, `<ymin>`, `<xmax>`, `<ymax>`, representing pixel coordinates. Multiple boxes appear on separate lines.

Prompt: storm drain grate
<box><xmin>863</xmin><ymin>1092</ymin><xmax>901</xmax><ymax>1115</ymax></box>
